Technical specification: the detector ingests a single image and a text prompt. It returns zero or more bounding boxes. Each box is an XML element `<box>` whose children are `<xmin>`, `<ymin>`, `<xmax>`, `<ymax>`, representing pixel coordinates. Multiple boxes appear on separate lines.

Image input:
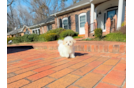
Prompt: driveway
<box><xmin>7</xmin><ymin>47</ymin><xmax>126</xmax><ymax>88</ymax></box>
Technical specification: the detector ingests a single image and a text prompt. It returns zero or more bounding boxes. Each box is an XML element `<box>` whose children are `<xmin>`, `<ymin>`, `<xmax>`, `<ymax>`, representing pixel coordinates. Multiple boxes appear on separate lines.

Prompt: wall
<box><xmin>55</xmin><ymin>7</ymin><xmax>91</xmax><ymax>32</ymax></box>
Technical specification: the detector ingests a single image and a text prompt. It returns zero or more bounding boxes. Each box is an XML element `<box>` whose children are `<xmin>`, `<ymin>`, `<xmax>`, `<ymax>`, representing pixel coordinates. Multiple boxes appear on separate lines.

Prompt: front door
<box><xmin>79</xmin><ymin>13</ymin><xmax>86</xmax><ymax>34</ymax></box>
<box><xmin>107</xmin><ymin>9</ymin><xmax>118</xmax><ymax>20</ymax></box>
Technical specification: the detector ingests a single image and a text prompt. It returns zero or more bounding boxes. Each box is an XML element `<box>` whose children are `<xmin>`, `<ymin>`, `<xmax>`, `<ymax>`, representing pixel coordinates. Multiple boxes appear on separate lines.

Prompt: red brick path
<box><xmin>7</xmin><ymin>49</ymin><xmax>126</xmax><ymax>88</ymax></box>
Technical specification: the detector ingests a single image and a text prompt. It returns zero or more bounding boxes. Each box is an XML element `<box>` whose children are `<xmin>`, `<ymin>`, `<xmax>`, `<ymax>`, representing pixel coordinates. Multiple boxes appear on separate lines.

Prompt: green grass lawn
<box><xmin>82</xmin><ymin>32</ymin><xmax>126</xmax><ymax>42</ymax></box>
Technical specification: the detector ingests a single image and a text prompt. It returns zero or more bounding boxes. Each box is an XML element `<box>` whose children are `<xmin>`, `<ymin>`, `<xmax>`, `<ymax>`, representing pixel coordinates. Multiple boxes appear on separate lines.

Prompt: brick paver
<box><xmin>7</xmin><ymin>48</ymin><xmax>126</xmax><ymax>88</ymax></box>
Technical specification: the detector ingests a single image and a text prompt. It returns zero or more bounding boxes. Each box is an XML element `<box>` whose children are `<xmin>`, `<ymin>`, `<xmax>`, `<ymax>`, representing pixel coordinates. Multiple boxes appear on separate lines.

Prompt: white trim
<box><xmin>79</xmin><ymin>13</ymin><xmax>87</xmax><ymax>34</ymax></box>
<box><xmin>32</xmin><ymin>28</ymin><xmax>40</xmax><ymax>35</ymax></box>
<box><xmin>117</xmin><ymin>0</ymin><xmax>124</xmax><ymax>29</ymax></box>
<box><xmin>62</xmin><ymin>17</ymin><xmax>69</xmax><ymax>29</ymax></box>
<box><xmin>90</xmin><ymin>3</ymin><xmax>94</xmax><ymax>33</ymax></box>
<box><xmin>79</xmin><ymin>13</ymin><xmax>87</xmax><ymax>28</ymax></box>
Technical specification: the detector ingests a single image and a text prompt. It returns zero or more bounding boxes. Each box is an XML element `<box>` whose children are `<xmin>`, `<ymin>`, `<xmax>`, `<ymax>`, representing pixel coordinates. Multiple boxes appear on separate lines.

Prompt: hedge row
<box><xmin>7</xmin><ymin>28</ymin><xmax>78</xmax><ymax>43</ymax></box>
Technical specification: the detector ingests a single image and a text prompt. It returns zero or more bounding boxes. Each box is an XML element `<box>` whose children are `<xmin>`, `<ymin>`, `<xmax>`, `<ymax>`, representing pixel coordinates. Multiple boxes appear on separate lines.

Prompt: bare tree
<box><xmin>29</xmin><ymin>0</ymin><xmax>52</xmax><ymax>24</ymax></box>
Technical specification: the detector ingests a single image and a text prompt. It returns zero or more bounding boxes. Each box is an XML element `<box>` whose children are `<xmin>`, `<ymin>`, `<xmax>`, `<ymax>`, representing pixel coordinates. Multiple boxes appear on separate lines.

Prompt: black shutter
<box><xmin>104</xmin><ymin>13</ymin><xmax>106</xmax><ymax>29</ymax></box>
<box><xmin>68</xmin><ymin>16</ymin><xmax>71</xmax><ymax>29</ymax></box>
<box><xmin>87</xmin><ymin>10</ymin><xmax>90</xmax><ymax>24</ymax></box>
<box><xmin>59</xmin><ymin>19</ymin><xmax>62</xmax><ymax>28</ymax></box>
<box><xmin>75</xmin><ymin>14</ymin><xmax>79</xmax><ymax>33</ymax></box>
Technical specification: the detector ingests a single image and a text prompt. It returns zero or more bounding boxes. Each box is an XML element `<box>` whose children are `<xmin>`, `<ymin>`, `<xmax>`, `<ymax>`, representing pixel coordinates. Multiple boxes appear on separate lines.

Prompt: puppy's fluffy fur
<box><xmin>58</xmin><ymin>36</ymin><xmax>76</xmax><ymax>58</ymax></box>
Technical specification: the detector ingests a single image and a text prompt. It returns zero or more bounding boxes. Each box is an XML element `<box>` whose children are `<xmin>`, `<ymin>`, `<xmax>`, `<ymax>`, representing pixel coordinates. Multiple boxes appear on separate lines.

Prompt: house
<box><xmin>7</xmin><ymin>25</ymin><xmax>32</xmax><ymax>38</ymax></box>
<box><xmin>7</xmin><ymin>16</ymin><xmax>56</xmax><ymax>37</ymax></box>
<box><xmin>7</xmin><ymin>0</ymin><xmax>126</xmax><ymax>38</ymax></box>
<box><xmin>27</xmin><ymin>16</ymin><xmax>56</xmax><ymax>35</ymax></box>
<box><xmin>50</xmin><ymin>0</ymin><xmax>126</xmax><ymax>36</ymax></box>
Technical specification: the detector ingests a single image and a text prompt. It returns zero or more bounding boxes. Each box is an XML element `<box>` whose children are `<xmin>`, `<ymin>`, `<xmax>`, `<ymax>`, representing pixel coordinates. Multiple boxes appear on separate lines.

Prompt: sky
<box><xmin>7</xmin><ymin>0</ymin><xmax>73</xmax><ymax>13</ymax></box>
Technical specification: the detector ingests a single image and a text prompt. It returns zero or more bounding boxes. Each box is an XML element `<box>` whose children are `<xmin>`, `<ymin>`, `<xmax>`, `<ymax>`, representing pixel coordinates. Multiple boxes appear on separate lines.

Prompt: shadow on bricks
<box><xmin>7</xmin><ymin>46</ymin><xmax>33</xmax><ymax>54</ymax></box>
<box><xmin>75</xmin><ymin>53</ymin><xmax>88</xmax><ymax>56</ymax></box>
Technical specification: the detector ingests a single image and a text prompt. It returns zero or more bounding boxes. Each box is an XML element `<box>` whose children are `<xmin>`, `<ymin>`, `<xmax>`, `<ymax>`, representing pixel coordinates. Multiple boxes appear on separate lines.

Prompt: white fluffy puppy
<box><xmin>58</xmin><ymin>36</ymin><xmax>76</xmax><ymax>58</ymax></box>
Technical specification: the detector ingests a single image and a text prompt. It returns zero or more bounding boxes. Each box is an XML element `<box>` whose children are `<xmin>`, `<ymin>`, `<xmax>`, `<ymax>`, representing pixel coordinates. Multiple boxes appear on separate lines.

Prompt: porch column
<box><xmin>90</xmin><ymin>3</ymin><xmax>94</xmax><ymax>32</ymax></box>
<box><xmin>117</xmin><ymin>0</ymin><xmax>124</xmax><ymax>29</ymax></box>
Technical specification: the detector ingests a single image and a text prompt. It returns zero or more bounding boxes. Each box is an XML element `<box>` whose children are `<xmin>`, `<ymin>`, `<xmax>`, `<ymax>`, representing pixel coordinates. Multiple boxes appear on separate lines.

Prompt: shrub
<box><xmin>104</xmin><ymin>32</ymin><xmax>126</xmax><ymax>42</ymax></box>
<box><xmin>20</xmin><ymin>34</ymin><xmax>29</xmax><ymax>42</ymax></box>
<box><xmin>60</xmin><ymin>30</ymin><xmax>78</xmax><ymax>38</ymax></box>
<box><xmin>46</xmin><ymin>28</ymin><xmax>66</xmax><ymax>38</ymax></box>
<box><xmin>44</xmin><ymin>33</ymin><xmax>57</xmax><ymax>41</ymax></box>
<box><xmin>94</xmin><ymin>28</ymin><xmax>102</xmax><ymax>38</ymax></box>
<box><xmin>27</xmin><ymin>34</ymin><xmax>38</xmax><ymax>42</ymax></box>
<box><xmin>12</xmin><ymin>37</ymin><xmax>22</xmax><ymax>43</ymax></box>
<box><xmin>38</xmin><ymin>34</ymin><xmax>46</xmax><ymax>41</ymax></box>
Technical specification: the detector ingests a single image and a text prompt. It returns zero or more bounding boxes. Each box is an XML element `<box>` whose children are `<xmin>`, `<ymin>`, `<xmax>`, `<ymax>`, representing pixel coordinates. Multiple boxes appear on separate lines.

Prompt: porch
<box><xmin>84</xmin><ymin>0</ymin><xmax>126</xmax><ymax>38</ymax></box>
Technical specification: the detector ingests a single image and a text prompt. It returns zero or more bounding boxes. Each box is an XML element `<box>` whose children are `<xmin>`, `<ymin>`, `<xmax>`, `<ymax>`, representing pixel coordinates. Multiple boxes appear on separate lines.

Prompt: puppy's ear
<box><xmin>63</xmin><ymin>40</ymin><xmax>66</xmax><ymax>45</ymax></box>
<box><xmin>73</xmin><ymin>40</ymin><xmax>76</xmax><ymax>43</ymax></box>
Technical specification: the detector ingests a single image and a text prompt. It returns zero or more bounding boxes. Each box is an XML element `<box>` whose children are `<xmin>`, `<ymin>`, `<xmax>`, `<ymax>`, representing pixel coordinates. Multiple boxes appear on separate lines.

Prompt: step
<box><xmin>7</xmin><ymin>41</ymin><xmax>126</xmax><ymax>54</ymax></box>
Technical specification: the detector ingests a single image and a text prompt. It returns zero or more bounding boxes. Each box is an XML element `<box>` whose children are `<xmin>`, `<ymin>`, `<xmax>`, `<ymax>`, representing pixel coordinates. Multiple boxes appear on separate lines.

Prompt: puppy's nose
<box><xmin>68</xmin><ymin>44</ymin><xmax>69</xmax><ymax>46</ymax></box>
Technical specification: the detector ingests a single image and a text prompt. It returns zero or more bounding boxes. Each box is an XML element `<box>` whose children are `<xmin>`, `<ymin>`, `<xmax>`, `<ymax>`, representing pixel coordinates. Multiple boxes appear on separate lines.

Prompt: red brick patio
<box><xmin>7</xmin><ymin>47</ymin><xmax>126</xmax><ymax>88</ymax></box>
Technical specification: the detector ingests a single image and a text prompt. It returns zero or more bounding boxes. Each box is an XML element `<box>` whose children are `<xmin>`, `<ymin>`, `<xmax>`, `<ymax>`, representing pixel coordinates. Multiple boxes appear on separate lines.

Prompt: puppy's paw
<box><xmin>70</xmin><ymin>54</ymin><xmax>75</xmax><ymax>58</ymax></box>
<box><xmin>65</xmin><ymin>54</ymin><xmax>69</xmax><ymax>58</ymax></box>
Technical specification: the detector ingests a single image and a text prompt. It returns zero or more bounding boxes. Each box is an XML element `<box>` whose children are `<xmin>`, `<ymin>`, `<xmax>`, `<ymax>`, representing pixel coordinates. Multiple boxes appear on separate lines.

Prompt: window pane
<box><xmin>33</xmin><ymin>31</ymin><xmax>35</xmax><ymax>34</ymax></box>
<box><xmin>80</xmin><ymin>15</ymin><xmax>86</xmax><ymax>22</ymax></box>
<box><xmin>107</xmin><ymin>10</ymin><xmax>116</xmax><ymax>20</ymax></box>
<box><xmin>63</xmin><ymin>19</ymin><xmax>68</xmax><ymax>26</ymax></box>
<box><xmin>80</xmin><ymin>15</ymin><xmax>86</xmax><ymax>27</ymax></box>
<box><xmin>48</xmin><ymin>25</ymin><xmax>52</xmax><ymax>30</ymax></box>
<box><xmin>80</xmin><ymin>22</ymin><xmax>85</xmax><ymax>27</ymax></box>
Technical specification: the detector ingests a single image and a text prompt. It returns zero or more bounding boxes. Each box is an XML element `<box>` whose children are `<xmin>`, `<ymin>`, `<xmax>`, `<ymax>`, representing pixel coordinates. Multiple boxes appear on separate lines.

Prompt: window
<box><xmin>47</xmin><ymin>24</ymin><xmax>52</xmax><ymax>30</ymax></box>
<box><xmin>32</xmin><ymin>28</ymin><xmax>40</xmax><ymax>35</ymax></box>
<box><xmin>107</xmin><ymin>10</ymin><xmax>117</xmax><ymax>20</ymax></box>
<box><xmin>80</xmin><ymin>15</ymin><xmax>86</xmax><ymax>27</ymax></box>
<box><xmin>62</xmin><ymin>18</ymin><xmax>69</xmax><ymax>29</ymax></box>
<box><xmin>24</xmin><ymin>29</ymin><xmax>30</xmax><ymax>35</ymax></box>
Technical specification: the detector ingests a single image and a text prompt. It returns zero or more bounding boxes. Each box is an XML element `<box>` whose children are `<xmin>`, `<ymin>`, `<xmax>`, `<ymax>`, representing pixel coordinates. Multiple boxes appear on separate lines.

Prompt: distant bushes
<box><xmin>7</xmin><ymin>28</ymin><xmax>79</xmax><ymax>44</ymax></box>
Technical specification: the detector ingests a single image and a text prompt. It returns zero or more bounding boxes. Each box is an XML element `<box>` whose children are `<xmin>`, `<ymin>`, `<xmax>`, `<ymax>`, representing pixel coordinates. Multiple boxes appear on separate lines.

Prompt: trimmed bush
<box><xmin>20</xmin><ymin>34</ymin><xmax>29</xmax><ymax>42</ymax></box>
<box><xmin>94</xmin><ymin>28</ymin><xmax>102</xmax><ymax>38</ymax></box>
<box><xmin>44</xmin><ymin>33</ymin><xmax>57</xmax><ymax>41</ymax></box>
<box><xmin>27</xmin><ymin>34</ymin><xmax>38</xmax><ymax>42</ymax></box>
<box><xmin>60</xmin><ymin>30</ymin><xmax>78</xmax><ymax>38</ymax></box>
<box><xmin>38</xmin><ymin>34</ymin><xmax>46</xmax><ymax>41</ymax></box>
<box><xmin>12</xmin><ymin>37</ymin><xmax>22</xmax><ymax>43</ymax></box>
<box><xmin>46</xmin><ymin>28</ymin><xmax>66</xmax><ymax>38</ymax></box>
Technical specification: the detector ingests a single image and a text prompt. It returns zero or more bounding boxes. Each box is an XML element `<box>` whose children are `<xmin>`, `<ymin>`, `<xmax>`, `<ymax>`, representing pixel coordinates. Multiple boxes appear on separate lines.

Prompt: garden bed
<box><xmin>82</xmin><ymin>32</ymin><xmax>126</xmax><ymax>42</ymax></box>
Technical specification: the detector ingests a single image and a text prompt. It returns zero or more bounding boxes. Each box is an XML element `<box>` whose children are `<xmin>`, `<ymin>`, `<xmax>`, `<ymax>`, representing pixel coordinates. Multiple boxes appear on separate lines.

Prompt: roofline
<box><xmin>50</xmin><ymin>0</ymin><xmax>92</xmax><ymax>16</ymax></box>
<box><xmin>28</xmin><ymin>20</ymin><xmax>55</xmax><ymax>29</ymax></box>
